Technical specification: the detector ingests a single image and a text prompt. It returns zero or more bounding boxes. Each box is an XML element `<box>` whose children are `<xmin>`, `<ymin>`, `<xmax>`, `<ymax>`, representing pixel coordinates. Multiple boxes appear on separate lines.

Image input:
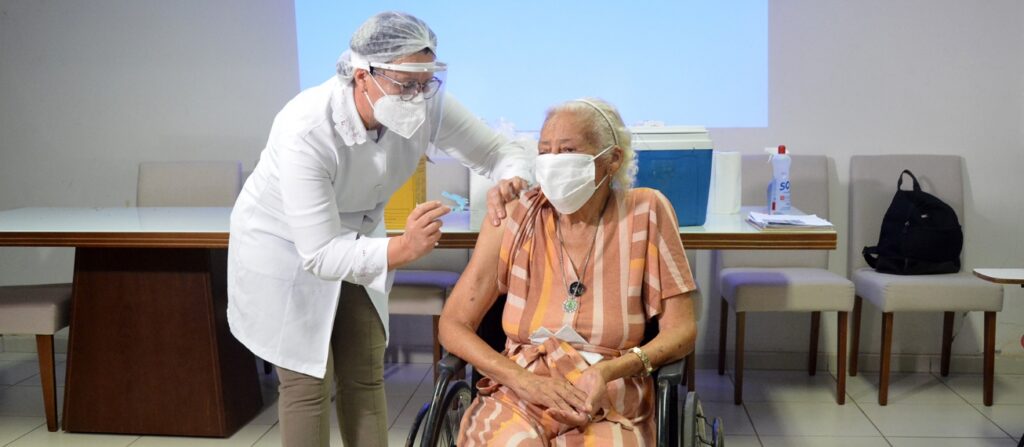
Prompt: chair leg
<box><xmin>984</xmin><ymin>311</ymin><xmax>996</xmax><ymax>406</ymax></box>
<box><xmin>432</xmin><ymin>315</ymin><xmax>442</xmax><ymax>382</ymax></box>
<box><xmin>850</xmin><ymin>297</ymin><xmax>863</xmax><ymax>376</ymax></box>
<box><xmin>941</xmin><ymin>312</ymin><xmax>954</xmax><ymax>377</ymax></box>
<box><xmin>734</xmin><ymin>312</ymin><xmax>745</xmax><ymax>405</ymax></box>
<box><xmin>879</xmin><ymin>312</ymin><xmax>894</xmax><ymax>405</ymax></box>
<box><xmin>808</xmin><ymin>311</ymin><xmax>821</xmax><ymax>376</ymax></box>
<box><xmin>35</xmin><ymin>335</ymin><xmax>59</xmax><ymax>432</ymax></box>
<box><xmin>837</xmin><ymin>311</ymin><xmax>848</xmax><ymax>405</ymax></box>
<box><xmin>718</xmin><ymin>298</ymin><xmax>728</xmax><ymax>375</ymax></box>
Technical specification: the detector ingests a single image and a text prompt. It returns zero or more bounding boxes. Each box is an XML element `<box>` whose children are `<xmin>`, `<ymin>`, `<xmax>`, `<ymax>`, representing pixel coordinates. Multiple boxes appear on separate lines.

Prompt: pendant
<box><xmin>568</xmin><ymin>281</ymin><xmax>586</xmax><ymax>297</ymax></box>
<box><xmin>562</xmin><ymin>296</ymin><xmax>580</xmax><ymax>313</ymax></box>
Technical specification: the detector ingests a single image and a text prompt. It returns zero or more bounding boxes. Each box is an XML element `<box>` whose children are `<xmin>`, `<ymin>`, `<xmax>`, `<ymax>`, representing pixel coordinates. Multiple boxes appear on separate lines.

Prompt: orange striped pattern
<box><xmin>459</xmin><ymin>188</ymin><xmax>695</xmax><ymax>446</ymax></box>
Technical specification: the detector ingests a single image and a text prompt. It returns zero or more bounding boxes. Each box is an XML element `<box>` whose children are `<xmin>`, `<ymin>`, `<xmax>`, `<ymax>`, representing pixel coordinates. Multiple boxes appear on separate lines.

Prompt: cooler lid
<box><xmin>630</xmin><ymin>125</ymin><xmax>712</xmax><ymax>150</ymax></box>
<box><xmin>630</xmin><ymin>125</ymin><xmax>708</xmax><ymax>135</ymax></box>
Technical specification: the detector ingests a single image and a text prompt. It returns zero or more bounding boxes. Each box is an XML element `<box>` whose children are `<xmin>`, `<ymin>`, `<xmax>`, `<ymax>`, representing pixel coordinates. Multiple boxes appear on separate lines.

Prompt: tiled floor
<box><xmin>0</xmin><ymin>352</ymin><xmax>1021</xmax><ymax>446</ymax></box>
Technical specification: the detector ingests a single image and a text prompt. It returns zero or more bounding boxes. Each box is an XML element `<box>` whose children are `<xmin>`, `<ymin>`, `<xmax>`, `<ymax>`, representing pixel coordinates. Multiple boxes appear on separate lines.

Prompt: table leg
<box><xmin>62</xmin><ymin>248</ymin><xmax>261</xmax><ymax>436</ymax></box>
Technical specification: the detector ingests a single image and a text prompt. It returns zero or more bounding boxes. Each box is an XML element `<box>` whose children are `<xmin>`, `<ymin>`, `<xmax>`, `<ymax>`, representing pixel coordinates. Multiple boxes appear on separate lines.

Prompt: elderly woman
<box><xmin>439</xmin><ymin>98</ymin><xmax>698</xmax><ymax>445</ymax></box>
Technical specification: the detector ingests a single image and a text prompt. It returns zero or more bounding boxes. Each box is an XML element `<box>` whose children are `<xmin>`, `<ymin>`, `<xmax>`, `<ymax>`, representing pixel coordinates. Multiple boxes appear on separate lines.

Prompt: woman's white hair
<box><xmin>544</xmin><ymin>97</ymin><xmax>636</xmax><ymax>189</ymax></box>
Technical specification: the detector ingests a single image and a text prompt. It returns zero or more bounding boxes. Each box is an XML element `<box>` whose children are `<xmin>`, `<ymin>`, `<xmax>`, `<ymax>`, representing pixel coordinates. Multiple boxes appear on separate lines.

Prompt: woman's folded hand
<box><xmin>509</xmin><ymin>371</ymin><xmax>590</xmax><ymax>426</ymax></box>
<box><xmin>573</xmin><ymin>366</ymin><xmax>609</xmax><ymax>417</ymax></box>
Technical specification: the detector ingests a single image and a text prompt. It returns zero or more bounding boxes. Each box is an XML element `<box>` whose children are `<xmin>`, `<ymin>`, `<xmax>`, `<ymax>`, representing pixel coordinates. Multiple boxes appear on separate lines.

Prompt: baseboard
<box><xmin>384</xmin><ymin>343</ymin><xmax>436</xmax><ymax>364</ymax></box>
<box><xmin>6</xmin><ymin>335</ymin><xmax>1022</xmax><ymax>374</ymax></box>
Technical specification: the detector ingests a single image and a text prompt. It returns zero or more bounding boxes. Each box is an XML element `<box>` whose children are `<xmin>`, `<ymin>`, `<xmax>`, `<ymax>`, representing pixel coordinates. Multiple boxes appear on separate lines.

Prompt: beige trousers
<box><xmin>275</xmin><ymin>282</ymin><xmax>387</xmax><ymax>447</ymax></box>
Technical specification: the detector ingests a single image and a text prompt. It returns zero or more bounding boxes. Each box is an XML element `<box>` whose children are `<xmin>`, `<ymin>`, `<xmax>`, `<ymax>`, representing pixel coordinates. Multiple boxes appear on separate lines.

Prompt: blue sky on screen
<box><xmin>294</xmin><ymin>1</ymin><xmax>766</xmax><ymax>129</ymax></box>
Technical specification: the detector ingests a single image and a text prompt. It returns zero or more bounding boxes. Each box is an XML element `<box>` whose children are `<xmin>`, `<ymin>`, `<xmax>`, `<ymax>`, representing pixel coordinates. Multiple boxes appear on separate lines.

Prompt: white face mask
<box><xmin>535</xmin><ymin>145</ymin><xmax>613</xmax><ymax>214</ymax></box>
<box><xmin>365</xmin><ymin>75</ymin><xmax>426</xmax><ymax>139</ymax></box>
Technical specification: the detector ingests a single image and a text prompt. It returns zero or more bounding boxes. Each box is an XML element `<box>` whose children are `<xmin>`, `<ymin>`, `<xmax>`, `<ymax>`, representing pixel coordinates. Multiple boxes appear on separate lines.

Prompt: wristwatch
<box><xmin>629</xmin><ymin>346</ymin><xmax>653</xmax><ymax>377</ymax></box>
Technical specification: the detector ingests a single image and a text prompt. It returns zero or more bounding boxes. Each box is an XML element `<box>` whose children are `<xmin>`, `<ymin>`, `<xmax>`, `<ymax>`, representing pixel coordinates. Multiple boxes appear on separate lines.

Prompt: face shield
<box><xmin>365</xmin><ymin>59</ymin><xmax>447</xmax><ymax>147</ymax></box>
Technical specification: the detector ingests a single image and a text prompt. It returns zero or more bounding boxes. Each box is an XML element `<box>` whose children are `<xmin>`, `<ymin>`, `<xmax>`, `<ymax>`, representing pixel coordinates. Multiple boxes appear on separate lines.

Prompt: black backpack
<box><xmin>862</xmin><ymin>170</ymin><xmax>962</xmax><ymax>275</ymax></box>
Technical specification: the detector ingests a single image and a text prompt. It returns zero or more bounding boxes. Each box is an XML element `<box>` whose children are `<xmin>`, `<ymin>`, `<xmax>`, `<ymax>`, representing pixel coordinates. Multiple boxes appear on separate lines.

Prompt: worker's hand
<box><xmin>509</xmin><ymin>371</ymin><xmax>589</xmax><ymax>427</ymax></box>
<box><xmin>486</xmin><ymin>177</ymin><xmax>529</xmax><ymax>227</ymax></box>
<box><xmin>388</xmin><ymin>201</ymin><xmax>450</xmax><ymax>269</ymax></box>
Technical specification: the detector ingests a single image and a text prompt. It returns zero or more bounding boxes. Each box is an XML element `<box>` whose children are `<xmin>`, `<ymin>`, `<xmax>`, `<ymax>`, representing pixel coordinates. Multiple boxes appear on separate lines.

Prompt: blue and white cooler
<box><xmin>631</xmin><ymin>126</ymin><xmax>713</xmax><ymax>226</ymax></box>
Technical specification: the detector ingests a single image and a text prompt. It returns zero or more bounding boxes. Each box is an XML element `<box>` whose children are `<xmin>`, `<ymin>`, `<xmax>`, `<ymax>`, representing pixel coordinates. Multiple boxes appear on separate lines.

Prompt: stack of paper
<box><xmin>747</xmin><ymin>211</ymin><xmax>834</xmax><ymax>231</ymax></box>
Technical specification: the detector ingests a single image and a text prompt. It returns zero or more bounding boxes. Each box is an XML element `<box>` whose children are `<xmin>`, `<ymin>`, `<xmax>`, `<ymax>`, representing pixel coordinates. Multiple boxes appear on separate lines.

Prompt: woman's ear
<box><xmin>608</xmin><ymin>146</ymin><xmax>624</xmax><ymax>174</ymax></box>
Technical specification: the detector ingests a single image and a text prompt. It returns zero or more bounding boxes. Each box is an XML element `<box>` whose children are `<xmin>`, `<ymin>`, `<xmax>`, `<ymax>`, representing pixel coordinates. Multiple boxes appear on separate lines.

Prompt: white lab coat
<box><xmin>227</xmin><ymin>76</ymin><xmax>532</xmax><ymax>378</ymax></box>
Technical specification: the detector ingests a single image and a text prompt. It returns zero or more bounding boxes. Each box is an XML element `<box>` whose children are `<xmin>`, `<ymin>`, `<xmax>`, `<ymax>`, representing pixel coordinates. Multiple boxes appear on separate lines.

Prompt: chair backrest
<box><xmin>718</xmin><ymin>154</ymin><xmax>830</xmax><ymax>269</ymax></box>
<box><xmin>137</xmin><ymin>161</ymin><xmax>242</xmax><ymax>206</ymax></box>
<box><xmin>848</xmin><ymin>155</ymin><xmax>964</xmax><ymax>274</ymax></box>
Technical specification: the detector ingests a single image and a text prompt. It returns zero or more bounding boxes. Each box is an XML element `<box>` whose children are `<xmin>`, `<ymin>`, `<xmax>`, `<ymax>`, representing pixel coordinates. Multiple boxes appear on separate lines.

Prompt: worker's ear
<box><xmin>353</xmin><ymin>68</ymin><xmax>370</xmax><ymax>91</ymax></box>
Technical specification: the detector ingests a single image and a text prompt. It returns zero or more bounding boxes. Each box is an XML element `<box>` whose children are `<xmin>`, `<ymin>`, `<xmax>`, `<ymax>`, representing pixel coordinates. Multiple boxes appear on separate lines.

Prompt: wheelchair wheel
<box><xmin>405</xmin><ymin>402</ymin><xmax>431</xmax><ymax>447</ymax></box>
<box><xmin>426</xmin><ymin>380</ymin><xmax>472</xmax><ymax>447</ymax></box>
<box><xmin>683</xmin><ymin>391</ymin><xmax>724</xmax><ymax>447</ymax></box>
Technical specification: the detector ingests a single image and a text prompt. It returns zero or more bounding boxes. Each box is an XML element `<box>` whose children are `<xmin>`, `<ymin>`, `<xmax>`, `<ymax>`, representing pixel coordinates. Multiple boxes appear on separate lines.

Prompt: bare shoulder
<box><xmin>472</xmin><ymin>193</ymin><xmax>520</xmax><ymax>254</ymax></box>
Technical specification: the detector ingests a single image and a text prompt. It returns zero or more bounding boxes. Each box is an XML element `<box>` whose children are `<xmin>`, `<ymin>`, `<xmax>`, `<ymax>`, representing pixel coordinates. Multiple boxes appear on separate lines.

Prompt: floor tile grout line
<box><xmin>724</xmin><ymin>370</ymin><xmax>766</xmax><ymax>447</ymax></box>
<box><xmin>125</xmin><ymin>433</ymin><xmax>141</xmax><ymax>446</ymax></box>
<box><xmin>964</xmin><ymin>401</ymin><xmax>1019</xmax><ymax>441</ymax></box>
<box><xmin>717</xmin><ymin>369</ymin><xmax>770</xmax><ymax>445</ymax></box>
<box><xmin>851</xmin><ymin>370</ymin><xmax>992</xmax><ymax>443</ymax></box>
<box><xmin>5</xmin><ymin>421</ymin><xmax>49</xmax><ymax>447</ymax></box>
<box><xmin>932</xmin><ymin>370</ymin><xmax>1019</xmax><ymax>441</ymax></box>
<box><xmin>249</xmin><ymin>421</ymin><xmax>278</xmax><ymax>447</ymax></box>
<box><xmin>3</xmin><ymin>367</ymin><xmax>1019</xmax><ymax>445</ymax></box>
<box><xmin>386</xmin><ymin>364</ymin><xmax>432</xmax><ymax>431</ymax></box>
<box><xmin>8</xmin><ymin>372</ymin><xmax>39</xmax><ymax>388</ymax></box>
<box><xmin>848</xmin><ymin>388</ymin><xmax>891</xmax><ymax>444</ymax></box>
<box><xmin>737</xmin><ymin>402</ymin><xmax>765</xmax><ymax>446</ymax></box>
<box><xmin>1</xmin><ymin>419</ymin><xmax>45</xmax><ymax>447</ymax></box>
<box><xmin>932</xmin><ymin>370</ymin><xmax>977</xmax><ymax>406</ymax></box>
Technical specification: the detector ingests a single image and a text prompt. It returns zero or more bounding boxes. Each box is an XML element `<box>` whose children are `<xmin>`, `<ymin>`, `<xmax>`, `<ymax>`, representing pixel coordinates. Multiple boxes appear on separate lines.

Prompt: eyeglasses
<box><xmin>371</xmin><ymin>69</ymin><xmax>443</xmax><ymax>101</ymax></box>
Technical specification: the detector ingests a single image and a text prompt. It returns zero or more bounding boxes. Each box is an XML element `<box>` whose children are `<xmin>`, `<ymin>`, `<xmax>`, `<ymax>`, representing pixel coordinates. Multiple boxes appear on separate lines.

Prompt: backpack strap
<box><xmin>862</xmin><ymin>246</ymin><xmax>879</xmax><ymax>268</ymax></box>
<box><xmin>897</xmin><ymin>169</ymin><xmax>922</xmax><ymax>192</ymax></box>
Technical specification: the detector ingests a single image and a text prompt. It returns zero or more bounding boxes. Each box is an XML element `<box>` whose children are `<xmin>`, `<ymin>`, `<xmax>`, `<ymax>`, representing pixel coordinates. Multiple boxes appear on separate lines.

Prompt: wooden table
<box><xmin>973</xmin><ymin>268</ymin><xmax>1024</xmax><ymax>286</ymax></box>
<box><xmin>971</xmin><ymin>268</ymin><xmax>1024</xmax><ymax>447</ymax></box>
<box><xmin>397</xmin><ymin>207</ymin><xmax>838</xmax><ymax>250</ymax></box>
<box><xmin>0</xmin><ymin>207</ymin><xmax>258</xmax><ymax>437</ymax></box>
<box><xmin>0</xmin><ymin>206</ymin><xmax>835</xmax><ymax>437</ymax></box>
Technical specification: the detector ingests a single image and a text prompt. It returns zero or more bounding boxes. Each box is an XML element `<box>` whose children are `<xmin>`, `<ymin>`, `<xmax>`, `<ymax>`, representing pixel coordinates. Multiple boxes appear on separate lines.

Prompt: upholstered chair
<box><xmin>717</xmin><ymin>154</ymin><xmax>854</xmax><ymax>405</ymax></box>
<box><xmin>848</xmin><ymin>154</ymin><xmax>1002</xmax><ymax>405</ymax></box>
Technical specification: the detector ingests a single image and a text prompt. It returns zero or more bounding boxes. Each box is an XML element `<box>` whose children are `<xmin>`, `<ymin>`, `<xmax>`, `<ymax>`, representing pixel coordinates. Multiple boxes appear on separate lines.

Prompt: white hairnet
<box><xmin>336</xmin><ymin>11</ymin><xmax>437</xmax><ymax>83</ymax></box>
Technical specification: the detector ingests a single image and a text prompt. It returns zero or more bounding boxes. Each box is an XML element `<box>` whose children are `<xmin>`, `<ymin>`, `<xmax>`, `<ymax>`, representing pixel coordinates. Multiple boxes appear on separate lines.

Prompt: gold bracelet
<box><xmin>629</xmin><ymin>346</ymin><xmax>653</xmax><ymax>377</ymax></box>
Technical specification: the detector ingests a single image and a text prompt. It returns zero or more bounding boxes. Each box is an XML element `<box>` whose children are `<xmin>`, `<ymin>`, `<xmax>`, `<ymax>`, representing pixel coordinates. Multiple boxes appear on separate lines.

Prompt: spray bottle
<box><xmin>765</xmin><ymin>145</ymin><xmax>792</xmax><ymax>214</ymax></box>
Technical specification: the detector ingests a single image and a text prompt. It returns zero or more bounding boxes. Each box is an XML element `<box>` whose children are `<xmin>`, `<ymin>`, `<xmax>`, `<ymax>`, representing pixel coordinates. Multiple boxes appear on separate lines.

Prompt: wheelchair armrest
<box><xmin>654</xmin><ymin>357</ymin><xmax>685</xmax><ymax>447</ymax></box>
<box><xmin>655</xmin><ymin>356</ymin><xmax>685</xmax><ymax>388</ymax></box>
<box><xmin>438</xmin><ymin>353</ymin><xmax>467</xmax><ymax>377</ymax></box>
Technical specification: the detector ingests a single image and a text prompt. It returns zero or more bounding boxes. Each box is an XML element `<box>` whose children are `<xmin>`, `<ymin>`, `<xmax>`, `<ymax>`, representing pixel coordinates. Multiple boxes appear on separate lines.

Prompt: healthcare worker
<box><xmin>227</xmin><ymin>11</ymin><xmax>531</xmax><ymax>447</ymax></box>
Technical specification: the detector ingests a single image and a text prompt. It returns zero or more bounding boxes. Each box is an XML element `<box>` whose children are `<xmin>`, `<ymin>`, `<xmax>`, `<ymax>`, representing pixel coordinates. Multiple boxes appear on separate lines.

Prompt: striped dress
<box><xmin>458</xmin><ymin>187</ymin><xmax>696</xmax><ymax>446</ymax></box>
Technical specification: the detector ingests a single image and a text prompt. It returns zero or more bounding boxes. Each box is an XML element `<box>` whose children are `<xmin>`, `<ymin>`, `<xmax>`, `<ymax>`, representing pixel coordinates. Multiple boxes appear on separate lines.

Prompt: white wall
<box><xmin>1</xmin><ymin>1</ymin><xmax>1022</xmax><ymax>371</ymax></box>
<box><xmin>708</xmin><ymin>0</ymin><xmax>1024</xmax><ymax>371</ymax></box>
<box><xmin>0</xmin><ymin>0</ymin><xmax>298</xmax><ymax>285</ymax></box>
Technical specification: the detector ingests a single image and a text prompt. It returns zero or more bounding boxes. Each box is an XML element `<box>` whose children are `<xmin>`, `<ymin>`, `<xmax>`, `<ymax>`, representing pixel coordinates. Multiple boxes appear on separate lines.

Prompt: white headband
<box><xmin>573</xmin><ymin>98</ymin><xmax>620</xmax><ymax>147</ymax></box>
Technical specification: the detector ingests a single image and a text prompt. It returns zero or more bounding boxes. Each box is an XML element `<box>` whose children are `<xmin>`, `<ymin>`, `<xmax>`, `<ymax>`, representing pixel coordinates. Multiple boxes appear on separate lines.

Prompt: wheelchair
<box><xmin>404</xmin><ymin>296</ymin><xmax>724</xmax><ymax>447</ymax></box>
